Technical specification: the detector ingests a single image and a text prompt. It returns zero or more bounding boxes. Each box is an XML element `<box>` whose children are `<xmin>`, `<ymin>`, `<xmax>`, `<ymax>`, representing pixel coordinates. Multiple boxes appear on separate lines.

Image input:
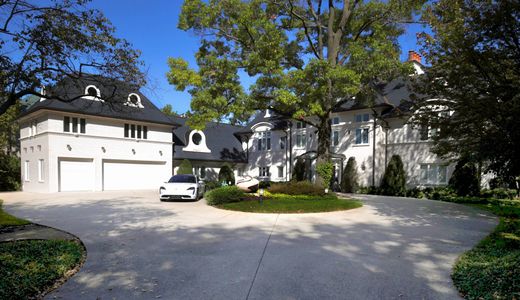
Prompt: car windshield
<box><xmin>168</xmin><ymin>175</ymin><xmax>196</xmax><ymax>183</ymax></box>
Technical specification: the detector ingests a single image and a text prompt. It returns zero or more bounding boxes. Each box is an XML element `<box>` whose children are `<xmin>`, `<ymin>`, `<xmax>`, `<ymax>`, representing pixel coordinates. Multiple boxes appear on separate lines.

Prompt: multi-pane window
<box><xmin>259</xmin><ymin>166</ymin><xmax>270</xmax><ymax>177</ymax></box>
<box><xmin>419</xmin><ymin>125</ymin><xmax>438</xmax><ymax>141</ymax></box>
<box><xmin>63</xmin><ymin>116</ymin><xmax>86</xmax><ymax>134</ymax></box>
<box><xmin>277</xmin><ymin>166</ymin><xmax>284</xmax><ymax>178</ymax></box>
<box><xmin>38</xmin><ymin>159</ymin><xmax>44</xmax><ymax>182</ymax></box>
<box><xmin>124</xmin><ymin>123</ymin><xmax>148</xmax><ymax>139</ymax></box>
<box><xmin>257</xmin><ymin>131</ymin><xmax>271</xmax><ymax>151</ymax></box>
<box><xmin>24</xmin><ymin>161</ymin><xmax>29</xmax><ymax>181</ymax></box>
<box><xmin>355</xmin><ymin>128</ymin><xmax>369</xmax><ymax>144</ymax></box>
<box><xmin>355</xmin><ymin>113</ymin><xmax>370</xmax><ymax>123</ymax></box>
<box><xmin>280</xmin><ymin>136</ymin><xmax>287</xmax><ymax>150</ymax></box>
<box><xmin>296</xmin><ymin>133</ymin><xmax>307</xmax><ymax>148</ymax></box>
<box><xmin>332</xmin><ymin>117</ymin><xmax>340</xmax><ymax>125</ymax></box>
<box><xmin>332</xmin><ymin>130</ymin><xmax>340</xmax><ymax>146</ymax></box>
<box><xmin>296</xmin><ymin>121</ymin><xmax>306</xmax><ymax>129</ymax></box>
<box><xmin>420</xmin><ymin>164</ymin><xmax>448</xmax><ymax>185</ymax></box>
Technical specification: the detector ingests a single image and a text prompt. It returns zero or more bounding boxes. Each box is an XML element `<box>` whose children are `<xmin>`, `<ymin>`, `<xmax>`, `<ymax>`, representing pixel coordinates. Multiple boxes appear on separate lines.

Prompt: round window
<box><xmin>87</xmin><ymin>87</ymin><xmax>98</xmax><ymax>97</ymax></box>
<box><xmin>129</xmin><ymin>94</ymin><xmax>139</xmax><ymax>105</ymax></box>
<box><xmin>192</xmin><ymin>132</ymin><xmax>202</xmax><ymax>145</ymax></box>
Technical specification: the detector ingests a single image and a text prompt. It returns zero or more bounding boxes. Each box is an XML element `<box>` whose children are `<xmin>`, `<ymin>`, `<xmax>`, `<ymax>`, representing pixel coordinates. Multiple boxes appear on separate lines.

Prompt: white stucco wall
<box><xmin>20</xmin><ymin>110</ymin><xmax>173</xmax><ymax>192</ymax></box>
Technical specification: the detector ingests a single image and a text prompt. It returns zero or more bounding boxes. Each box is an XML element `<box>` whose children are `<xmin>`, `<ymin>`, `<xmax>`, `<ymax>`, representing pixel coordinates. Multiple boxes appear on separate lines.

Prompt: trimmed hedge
<box><xmin>205</xmin><ymin>186</ymin><xmax>244</xmax><ymax>206</ymax></box>
<box><xmin>268</xmin><ymin>181</ymin><xmax>325</xmax><ymax>196</ymax></box>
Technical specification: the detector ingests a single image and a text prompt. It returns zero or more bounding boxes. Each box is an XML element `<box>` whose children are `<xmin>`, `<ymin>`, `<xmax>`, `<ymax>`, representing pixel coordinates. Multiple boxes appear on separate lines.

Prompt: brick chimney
<box><xmin>408</xmin><ymin>50</ymin><xmax>422</xmax><ymax>64</ymax></box>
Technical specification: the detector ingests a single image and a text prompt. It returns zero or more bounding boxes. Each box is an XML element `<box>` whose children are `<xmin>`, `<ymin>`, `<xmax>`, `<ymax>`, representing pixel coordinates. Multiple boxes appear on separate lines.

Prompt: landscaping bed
<box><xmin>205</xmin><ymin>182</ymin><xmax>362</xmax><ymax>213</ymax></box>
<box><xmin>0</xmin><ymin>200</ymin><xmax>86</xmax><ymax>299</ymax></box>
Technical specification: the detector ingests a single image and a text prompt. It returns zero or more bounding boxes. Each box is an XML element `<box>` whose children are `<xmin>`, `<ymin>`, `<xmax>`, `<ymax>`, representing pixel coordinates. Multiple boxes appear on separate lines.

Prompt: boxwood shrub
<box><xmin>205</xmin><ymin>186</ymin><xmax>244</xmax><ymax>205</ymax></box>
<box><xmin>268</xmin><ymin>181</ymin><xmax>325</xmax><ymax>196</ymax></box>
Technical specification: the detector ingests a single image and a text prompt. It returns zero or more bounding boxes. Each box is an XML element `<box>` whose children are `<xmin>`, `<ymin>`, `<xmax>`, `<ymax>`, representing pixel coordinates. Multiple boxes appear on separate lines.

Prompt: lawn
<box><xmin>0</xmin><ymin>240</ymin><xmax>85</xmax><ymax>299</ymax></box>
<box><xmin>217</xmin><ymin>193</ymin><xmax>362</xmax><ymax>213</ymax></box>
<box><xmin>0</xmin><ymin>199</ymin><xmax>86</xmax><ymax>299</ymax></box>
<box><xmin>452</xmin><ymin>201</ymin><xmax>520</xmax><ymax>300</ymax></box>
<box><xmin>0</xmin><ymin>200</ymin><xmax>30</xmax><ymax>228</ymax></box>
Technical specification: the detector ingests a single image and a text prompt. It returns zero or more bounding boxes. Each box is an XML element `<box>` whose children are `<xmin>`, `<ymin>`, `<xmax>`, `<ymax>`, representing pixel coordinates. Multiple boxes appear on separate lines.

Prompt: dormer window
<box><xmin>126</xmin><ymin>93</ymin><xmax>144</xmax><ymax>108</ymax></box>
<box><xmin>192</xmin><ymin>132</ymin><xmax>202</xmax><ymax>145</ymax></box>
<box><xmin>183</xmin><ymin>130</ymin><xmax>210</xmax><ymax>153</ymax></box>
<box><xmin>84</xmin><ymin>85</ymin><xmax>101</xmax><ymax>100</ymax></box>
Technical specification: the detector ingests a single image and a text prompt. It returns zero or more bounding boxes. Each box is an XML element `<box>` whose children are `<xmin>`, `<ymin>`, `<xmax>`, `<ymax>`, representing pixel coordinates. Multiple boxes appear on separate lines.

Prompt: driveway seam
<box><xmin>245</xmin><ymin>213</ymin><xmax>279</xmax><ymax>300</ymax></box>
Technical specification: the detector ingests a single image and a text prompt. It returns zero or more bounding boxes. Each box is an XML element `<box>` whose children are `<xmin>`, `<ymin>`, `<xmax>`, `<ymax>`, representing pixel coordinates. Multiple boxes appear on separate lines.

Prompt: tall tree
<box><xmin>161</xmin><ymin>104</ymin><xmax>180</xmax><ymax>117</ymax></box>
<box><xmin>168</xmin><ymin>0</ymin><xmax>424</xmax><ymax>163</ymax></box>
<box><xmin>0</xmin><ymin>0</ymin><xmax>145</xmax><ymax>115</ymax></box>
<box><xmin>412</xmin><ymin>0</ymin><xmax>520</xmax><ymax>180</ymax></box>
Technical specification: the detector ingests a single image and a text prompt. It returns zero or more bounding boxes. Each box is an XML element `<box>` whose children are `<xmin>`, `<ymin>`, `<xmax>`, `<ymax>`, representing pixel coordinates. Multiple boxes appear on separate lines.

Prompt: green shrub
<box><xmin>293</xmin><ymin>158</ymin><xmax>306</xmax><ymax>181</ymax></box>
<box><xmin>205</xmin><ymin>186</ymin><xmax>244</xmax><ymax>205</ymax></box>
<box><xmin>204</xmin><ymin>180</ymin><xmax>221</xmax><ymax>191</ymax></box>
<box><xmin>449</xmin><ymin>158</ymin><xmax>479</xmax><ymax>196</ymax></box>
<box><xmin>0</xmin><ymin>153</ymin><xmax>20</xmax><ymax>191</ymax></box>
<box><xmin>341</xmin><ymin>157</ymin><xmax>359</xmax><ymax>193</ymax></box>
<box><xmin>218</xmin><ymin>164</ymin><xmax>235</xmax><ymax>185</ymax></box>
<box><xmin>406</xmin><ymin>187</ymin><xmax>425</xmax><ymax>198</ymax></box>
<box><xmin>480</xmin><ymin>188</ymin><xmax>517</xmax><ymax>200</ymax></box>
<box><xmin>268</xmin><ymin>181</ymin><xmax>325</xmax><ymax>196</ymax></box>
<box><xmin>380</xmin><ymin>155</ymin><xmax>406</xmax><ymax>196</ymax></box>
<box><xmin>177</xmin><ymin>159</ymin><xmax>193</xmax><ymax>175</ymax></box>
<box><xmin>316</xmin><ymin>161</ymin><xmax>334</xmax><ymax>188</ymax></box>
<box><xmin>258</xmin><ymin>181</ymin><xmax>271</xmax><ymax>189</ymax></box>
<box><xmin>357</xmin><ymin>186</ymin><xmax>380</xmax><ymax>195</ymax></box>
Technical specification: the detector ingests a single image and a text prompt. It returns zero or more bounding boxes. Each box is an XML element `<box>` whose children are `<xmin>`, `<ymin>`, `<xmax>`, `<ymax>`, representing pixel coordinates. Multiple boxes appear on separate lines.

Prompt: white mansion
<box><xmin>19</xmin><ymin>52</ymin><xmax>452</xmax><ymax>192</ymax></box>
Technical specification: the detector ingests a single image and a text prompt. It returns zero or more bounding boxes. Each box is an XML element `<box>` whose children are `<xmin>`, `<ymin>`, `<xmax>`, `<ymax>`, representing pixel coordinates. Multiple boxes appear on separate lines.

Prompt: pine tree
<box><xmin>380</xmin><ymin>155</ymin><xmax>406</xmax><ymax>196</ymax></box>
<box><xmin>341</xmin><ymin>157</ymin><xmax>359</xmax><ymax>193</ymax></box>
<box><xmin>177</xmin><ymin>159</ymin><xmax>193</xmax><ymax>175</ymax></box>
<box><xmin>218</xmin><ymin>164</ymin><xmax>235</xmax><ymax>185</ymax></box>
<box><xmin>293</xmin><ymin>158</ymin><xmax>306</xmax><ymax>181</ymax></box>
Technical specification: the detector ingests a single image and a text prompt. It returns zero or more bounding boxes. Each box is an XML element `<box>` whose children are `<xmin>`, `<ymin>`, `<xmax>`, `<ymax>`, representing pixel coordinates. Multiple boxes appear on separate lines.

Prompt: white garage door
<box><xmin>103</xmin><ymin>160</ymin><xmax>168</xmax><ymax>191</ymax></box>
<box><xmin>59</xmin><ymin>158</ymin><xmax>95</xmax><ymax>192</ymax></box>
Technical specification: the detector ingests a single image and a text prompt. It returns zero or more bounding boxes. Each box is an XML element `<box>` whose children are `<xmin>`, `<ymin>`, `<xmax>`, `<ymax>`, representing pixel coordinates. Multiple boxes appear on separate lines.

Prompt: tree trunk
<box><xmin>315</xmin><ymin>116</ymin><xmax>331</xmax><ymax>185</ymax></box>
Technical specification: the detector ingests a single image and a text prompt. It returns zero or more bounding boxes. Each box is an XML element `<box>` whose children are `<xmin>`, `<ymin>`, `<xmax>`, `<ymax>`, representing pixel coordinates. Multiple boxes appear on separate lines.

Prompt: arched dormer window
<box><xmin>183</xmin><ymin>130</ymin><xmax>210</xmax><ymax>153</ymax></box>
<box><xmin>126</xmin><ymin>93</ymin><xmax>144</xmax><ymax>108</ymax></box>
<box><xmin>83</xmin><ymin>85</ymin><xmax>102</xmax><ymax>101</ymax></box>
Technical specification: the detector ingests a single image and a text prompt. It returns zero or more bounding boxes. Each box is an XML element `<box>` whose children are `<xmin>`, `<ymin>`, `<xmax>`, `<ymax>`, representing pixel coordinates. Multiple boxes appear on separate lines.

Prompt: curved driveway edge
<box><xmin>0</xmin><ymin>191</ymin><xmax>497</xmax><ymax>299</ymax></box>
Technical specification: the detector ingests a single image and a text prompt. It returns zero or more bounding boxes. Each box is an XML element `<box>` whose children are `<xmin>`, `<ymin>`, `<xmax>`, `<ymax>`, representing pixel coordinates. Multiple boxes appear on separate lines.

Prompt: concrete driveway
<box><xmin>0</xmin><ymin>191</ymin><xmax>497</xmax><ymax>300</ymax></box>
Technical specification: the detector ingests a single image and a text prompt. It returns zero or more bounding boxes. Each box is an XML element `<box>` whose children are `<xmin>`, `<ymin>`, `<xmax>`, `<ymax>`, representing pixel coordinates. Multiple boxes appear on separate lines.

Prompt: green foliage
<box><xmin>218</xmin><ymin>164</ymin><xmax>235</xmax><ymax>185</ymax></box>
<box><xmin>0</xmin><ymin>200</ymin><xmax>30</xmax><ymax>228</ymax></box>
<box><xmin>177</xmin><ymin>159</ymin><xmax>193</xmax><ymax>175</ymax></box>
<box><xmin>316</xmin><ymin>161</ymin><xmax>334</xmax><ymax>189</ymax></box>
<box><xmin>480</xmin><ymin>188</ymin><xmax>518</xmax><ymax>200</ymax></box>
<box><xmin>0</xmin><ymin>1</ymin><xmax>144</xmax><ymax>115</ymax></box>
<box><xmin>0</xmin><ymin>240</ymin><xmax>84</xmax><ymax>299</ymax></box>
<box><xmin>380</xmin><ymin>155</ymin><xmax>406</xmax><ymax>196</ymax></box>
<box><xmin>258</xmin><ymin>181</ymin><xmax>271</xmax><ymax>189</ymax></box>
<box><xmin>0</xmin><ymin>101</ymin><xmax>21</xmax><ymax>154</ymax></box>
<box><xmin>205</xmin><ymin>186</ymin><xmax>244</xmax><ymax>206</ymax></box>
<box><xmin>452</xmin><ymin>219</ymin><xmax>520</xmax><ymax>300</ymax></box>
<box><xmin>292</xmin><ymin>158</ymin><xmax>306</xmax><ymax>181</ymax></box>
<box><xmin>203</xmin><ymin>180</ymin><xmax>221</xmax><ymax>191</ymax></box>
<box><xmin>161</xmin><ymin>104</ymin><xmax>180</xmax><ymax>117</ymax></box>
<box><xmin>218</xmin><ymin>193</ymin><xmax>362</xmax><ymax>213</ymax></box>
<box><xmin>341</xmin><ymin>157</ymin><xmax>359</xmax><ymax>193</ymax></box>
<box><xmin>170</xmin><ymin>0</ymin><xmax>424</xmax><ymax>160</ymax></box>
<box><xmin>449</xmin><ymin>159</ymin><xmax>479</xmax><ymax>196</ymax></box>
<box><xmin>0</xmin><ymin>153</ymin><xmax>21</xmax><ymax>191</ymax></box>
<box><xmin>269</xmin><ymin>181</ymin><xmax>326</xmax><ymax>196</ymax></box>
<box><xmin>413</xmin><ymin>0</ymin><xmax>520</xmax><ymax>180</ymax></box>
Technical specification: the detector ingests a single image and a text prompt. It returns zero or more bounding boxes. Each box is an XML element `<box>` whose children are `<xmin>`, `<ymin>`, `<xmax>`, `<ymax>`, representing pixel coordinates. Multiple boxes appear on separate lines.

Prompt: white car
<box><xmin>160</xmin><ymin>174</ymin><xmax>205</xmax><ymax>201</ymax></box>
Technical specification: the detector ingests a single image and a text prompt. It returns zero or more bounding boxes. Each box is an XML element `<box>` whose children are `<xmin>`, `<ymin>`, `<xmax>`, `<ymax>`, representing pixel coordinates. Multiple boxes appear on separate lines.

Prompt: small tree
<box><xmin>341</xmin><ymin>157</ymin><xmax>359</xmax><ymax>193</ymax></box>
<box><xmin>218</xmin><ymin>164</ymin><xmax>235</xmax><ymax>185</ymax></box>
<box><xmin>316</xmin><ymin>161</ymin><xmax>334</xmax><ymax>190</ymax></box>
<box><xmin>380</xmin><ymin>155</ymin><xmax>406</xmax><ymax>196</ymax></box>
<box><xmin>293</xmin><ymin>158</ymin><xmax>306</xmax><ymax>181</ymax></box>
<box><xmin>177</xmin><ymin>159</ymin><xmax>193</xmax><ymax>175</ymax></box>
<box><xmin>449</xmin><ymin>159</ymin><xmax>479</xmax><ymax>196</ymax></box>
<box><xmin>0</xmin><ymin>152</ymin><xmax>21</xmax><ymax>191</ymax></box>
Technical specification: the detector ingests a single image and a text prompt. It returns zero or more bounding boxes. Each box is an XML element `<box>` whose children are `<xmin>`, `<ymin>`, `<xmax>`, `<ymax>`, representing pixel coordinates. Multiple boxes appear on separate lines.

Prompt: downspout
<box><xmin>372</xmin><ymin>110</ymin><xmax>377</xmax><ymax>187</ymax></box>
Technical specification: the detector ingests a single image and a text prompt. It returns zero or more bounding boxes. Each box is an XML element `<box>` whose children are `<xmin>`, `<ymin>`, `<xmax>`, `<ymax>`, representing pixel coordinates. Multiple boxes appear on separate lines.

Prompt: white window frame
<box><xmin>126</xmin><ymin>93</ymin><xmax>144</xmax><ymax>108</ymax></box>
<box><xmin>295</xmin><ymin>132</ymin><xmax>307</xmax><ymax>148</ymax></box>
<box><xmin>420</xmin><ymin>164</ymin><xmax>448</xmax><ymax>185</ymax></box>
<box><xmin>24</xmin><ymin>160</ymin><xmax>30</xmax><ymax>182</ymax></box>
<box><xmin>84</xmin><ymin>85</ymin><xmax>102</xmax><ymax>101</ymax></box>
<box><xmin>277</xmin><ymin>166</ymin><xmax>284</xmax><ymax>178</ymax></box>
<box><xmin>257</xmin><ymin>131</ymin><xmax>271</xmax><ymax>151</ymax></box>
<box><xmin>259</xmin><ymin>166</ymin><xmax>270</xmax><ymax>177</ymax></box>
<box><xmin>279</xmin><ymin>136</ymin><xmax>287</xmax><ymax>150</ymax></box>
<box><xmin>38</xmin><ymin>159</ymin><xmax>44</xmax><ymax>182</ymax></box>
<box><xmin>355</xmin><ymin>127</ymin><xmax>369</xmax><ymax>145</ymax></box>
<box><xmin>332</xmin><ymin>117</ymin><xmax>340</xmax><ymax>125</ymax></box>
<box><xmin>332</xmin><ymin>130</ymin><xmax>340</xmax><ymax>146</ymax></box>
<box><xmin>296</xmin><ymin>121</ymin><xmax>307</xmax><ymax>129</ymax></box>
<box><xmin>355</xmin><ymin>113</ymin><xmax>370</xmax><ymax>123</ymax></box>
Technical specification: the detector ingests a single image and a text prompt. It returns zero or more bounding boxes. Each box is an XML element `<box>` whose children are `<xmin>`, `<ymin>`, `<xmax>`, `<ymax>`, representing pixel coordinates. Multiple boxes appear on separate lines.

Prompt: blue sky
<box><xmin>91</xmin><ymin>0</ymin><xmax>429</xmax><ymax>114</ymax></box>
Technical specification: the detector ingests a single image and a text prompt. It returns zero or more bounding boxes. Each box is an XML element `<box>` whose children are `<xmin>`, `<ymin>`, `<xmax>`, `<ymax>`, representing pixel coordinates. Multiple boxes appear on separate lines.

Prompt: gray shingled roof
<box><xmin>172</xmin><ymin>116</ymin><xmax>247</xmax><ymax>163</ymax></box>
<box><xmin>20</xmin><ymin>76</ymin><xmax>178</xmax><ymax>126</ymax></box>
